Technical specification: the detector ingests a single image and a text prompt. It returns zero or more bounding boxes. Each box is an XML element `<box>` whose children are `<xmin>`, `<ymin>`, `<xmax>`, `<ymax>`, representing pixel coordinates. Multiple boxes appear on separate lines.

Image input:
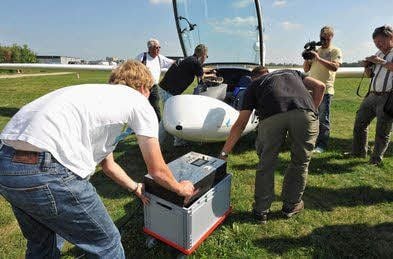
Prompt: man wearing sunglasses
<box><xmin>136</xmin><ymin>38</ymin><xmax>175</xmax><ymax>121</ymax></box>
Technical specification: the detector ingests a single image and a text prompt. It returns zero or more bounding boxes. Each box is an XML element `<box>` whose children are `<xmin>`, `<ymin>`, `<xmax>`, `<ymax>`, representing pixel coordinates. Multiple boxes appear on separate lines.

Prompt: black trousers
<box><xmin>149</xmin><ymin>84</ymin><xmax>161</xmax><ymax>121</ymax></box>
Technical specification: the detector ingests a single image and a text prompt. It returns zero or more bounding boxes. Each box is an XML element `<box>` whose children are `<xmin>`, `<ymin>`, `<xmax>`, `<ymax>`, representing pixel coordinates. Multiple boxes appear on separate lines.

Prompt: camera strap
<box><xmin>356</xmin><ymin>70</ymin><xmax>372</xmax><ymax>98</ymax></box>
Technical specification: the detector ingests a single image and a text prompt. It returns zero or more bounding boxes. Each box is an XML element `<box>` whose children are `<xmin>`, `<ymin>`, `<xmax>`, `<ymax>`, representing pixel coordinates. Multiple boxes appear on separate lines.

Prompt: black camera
<box><xmin>301</xmin><ymin>41</ymin><xmax>322</xmax><ymax>60</ymax></box>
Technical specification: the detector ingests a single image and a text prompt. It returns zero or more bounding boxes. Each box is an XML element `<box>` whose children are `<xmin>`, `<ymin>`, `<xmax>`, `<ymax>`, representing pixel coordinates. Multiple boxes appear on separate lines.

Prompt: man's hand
<box><xmin>177</xmin><ymin>180</ymin><xmax>196</xmax><ymax>196</ymax></box>
<box><xmin>365</xmin><ymin>55</ymin><xmax>386</xmax><ymax>65</ymax></box>
<box><xmin>177</xmin><ymin>180</ymin><xmax>198</xmax><ymax>205</ymax></box>
<box><xmin>134</xmin><ymin>183</ymin><xmax>149</xmax><ymax>205</ymax></box>
<box><xmin>310</xmin><ymin>50</ymin><xmax>320</xmax><ymax>61</ymax></box>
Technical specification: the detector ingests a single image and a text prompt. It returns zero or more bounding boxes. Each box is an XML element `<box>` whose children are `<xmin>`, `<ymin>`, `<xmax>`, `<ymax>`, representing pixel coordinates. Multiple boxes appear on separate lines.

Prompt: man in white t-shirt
<box><xmin>0</xmin><ymin>60</ymin><xmax>195</xmax><ymax>258</ymax></box>
<box><xmin>136</xmin><ymin>38</ymin><xmax>174</xmax><ymax>121</ymax></box>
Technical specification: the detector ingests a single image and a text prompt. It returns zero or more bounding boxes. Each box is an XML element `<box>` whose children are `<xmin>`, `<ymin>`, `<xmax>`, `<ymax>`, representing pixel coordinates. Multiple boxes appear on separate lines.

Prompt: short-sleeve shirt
<box><xmin>0</xmin><ymin>84</ymin><xmax>158</xmax><ymax>178</ymax></box>
<box><xmin>370</xmin><ymin>49</ymin><xmax>393</xmax><ymax>92</ymax></box>
<box><xmin>309</xmin><ymin>45</ymin><xmax>342</xmax><ymax>94</ymax></box>
<box><xmin>159</xmin><ymin>55</ymin><xmax>203</xmax><ymax>95</ymax></box>
<box><xmin>242</xmin><ymin>69</ymin><xmax>317</xmax><ymax>120</ymax></box>
<box><xmin>135</xmin><ymin>53</ymin><xmax>174</xmax><ymax>84</ymax></box>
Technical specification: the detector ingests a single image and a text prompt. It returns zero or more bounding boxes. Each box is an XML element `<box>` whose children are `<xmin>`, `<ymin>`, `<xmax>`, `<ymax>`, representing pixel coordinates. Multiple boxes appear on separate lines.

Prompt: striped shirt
<box><xmin>371</xmin><ymin>48</ymin><xmax>393</xmax><ymax>92</ymax></box>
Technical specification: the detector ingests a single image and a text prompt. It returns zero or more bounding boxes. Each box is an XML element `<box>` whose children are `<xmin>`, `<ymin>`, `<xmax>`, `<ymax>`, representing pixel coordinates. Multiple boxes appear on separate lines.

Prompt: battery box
<box><xmin>143</xmin><ymin>174</ymin><xmax>232</xmax><ymax>255</ymax></box>
<box><xmin>144</xmin><ymin>151</ymin><xmax>227</xmax><ymax>207</ymax></box>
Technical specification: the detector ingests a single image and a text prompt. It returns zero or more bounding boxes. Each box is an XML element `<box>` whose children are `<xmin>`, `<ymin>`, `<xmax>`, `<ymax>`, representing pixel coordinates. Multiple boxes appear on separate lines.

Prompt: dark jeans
<box><xmin>149</xmin><ymin>84</ymin><xmax>161</xmax><ymax>121</ymax></box>
<box><xmin>0</xmin><ymin>144</ymin><xmax>125</xmax><ymax>258</ymax></box>
<box><xmin>316</xmin><ymin>94</ymin><xmax>332</xmax><ymax>150</ymax></box>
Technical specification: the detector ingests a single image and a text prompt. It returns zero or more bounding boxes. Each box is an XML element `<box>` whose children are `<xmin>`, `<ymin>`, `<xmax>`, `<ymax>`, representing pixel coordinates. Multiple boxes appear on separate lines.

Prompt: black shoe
<box><xmin>252</xmin><ymin>209</ymin><xmax>269</xmax><ymax>224</ymax></box>
<box><xmin>282</xmin><ymin>200</ymin><xmax>304</xmax><ymax>218</ymax></box>
<box><xmin>369</xmin><ymin>157</ymin><xmax>382</xmax><ymax>166</ymax></box>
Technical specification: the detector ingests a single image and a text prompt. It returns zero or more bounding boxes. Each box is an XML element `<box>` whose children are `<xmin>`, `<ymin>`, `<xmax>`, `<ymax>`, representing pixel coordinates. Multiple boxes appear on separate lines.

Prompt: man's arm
<box><xmin>310</xmin><ymin>50</ymin><xmax>341</xmax><ymax>71</ymax></box>
<box><xmin>219</xmin><ymin>110</ymin><xmax>253</xmax><ymax>159</ymax></box>
<box><xmin>100</xmin><ymin>153</ymin><xmax>149</xmax><ymax>204</ymax></box>
<box><xmin>303</xmin><ymin>76</ymin><xmax>326</xmax><ymax>108</ymax></box>
<box><xmin>303</xmin><ymin>60</ymin><xmax>312</xmax><ymax>72</ymax></box>
<box><xmin>137</xmin><ymin>135</ymin><xmax>195</xmax><ymax>197</ymax></box>
<box><xmin>160</xmin><ymin>55</ymin><xmax>175</xmax><ymax>69</ymax></box>
<box><xmin>366</xmin><ymin>55</ymin><xmax>393</xmax><ymax>72</ymax></box>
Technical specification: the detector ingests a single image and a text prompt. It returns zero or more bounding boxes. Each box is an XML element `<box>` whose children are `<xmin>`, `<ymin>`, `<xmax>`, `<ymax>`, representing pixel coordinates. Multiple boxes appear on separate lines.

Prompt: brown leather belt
<box><xmin>12</xmin><ymin>150</ymin><xmax>40</xmax><ymax>164</ymax></box>
<box><xmin>369</xmin><ymin>91</ymin><xmax>390</xmax><ymax>96</ymax></box>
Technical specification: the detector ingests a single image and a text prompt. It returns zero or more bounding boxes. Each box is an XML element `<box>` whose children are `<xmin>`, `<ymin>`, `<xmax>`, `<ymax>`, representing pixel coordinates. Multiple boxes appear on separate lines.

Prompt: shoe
<box><xmin>313</xmin><ymin>147</ymin><xmax>324</xmax><ymax>153</ymax></box>
<box><xmin>369</xmin><ymin>157</ymin><xmax>382</xmax><ymax>166</ymax></box>
<box><xmin>252</xmin><ymin>209</ymin><xmax>269</xmax><ymax>224</ymax></box>
<box><xmin>282</xmin><ymin>200</ymin><xmax>304</xmax><ymax>218</ymax></box>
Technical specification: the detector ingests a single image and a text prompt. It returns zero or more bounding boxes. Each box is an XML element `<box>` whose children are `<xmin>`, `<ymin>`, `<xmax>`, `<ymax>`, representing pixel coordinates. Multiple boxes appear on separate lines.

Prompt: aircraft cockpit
<box><xmin>172</xmin><ymin>0</ymin><xmax>264</xmax><ymax>95</ymax></box>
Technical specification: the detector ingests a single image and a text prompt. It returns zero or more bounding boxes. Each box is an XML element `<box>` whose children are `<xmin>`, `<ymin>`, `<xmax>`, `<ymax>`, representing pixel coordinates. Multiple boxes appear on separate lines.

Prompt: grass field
<box><xmin>0</xmin><ymin>71</ymin><xmax>392</xmax><ymax>258</ymax></box>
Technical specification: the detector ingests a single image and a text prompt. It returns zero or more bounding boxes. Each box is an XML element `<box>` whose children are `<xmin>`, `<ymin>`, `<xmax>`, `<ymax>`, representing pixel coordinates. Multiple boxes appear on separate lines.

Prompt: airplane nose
<box><xmin>175</xmin><ymin>125</ymin><xmax>183</xmax><ymax>131</ymax></box>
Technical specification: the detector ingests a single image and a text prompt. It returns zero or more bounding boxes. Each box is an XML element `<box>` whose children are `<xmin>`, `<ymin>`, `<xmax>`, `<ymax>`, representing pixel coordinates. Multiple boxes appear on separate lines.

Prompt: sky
<box><xmin>1</xmin><ymin>0</ymin><xmax>392</xmax><ymax>64</ymax></box>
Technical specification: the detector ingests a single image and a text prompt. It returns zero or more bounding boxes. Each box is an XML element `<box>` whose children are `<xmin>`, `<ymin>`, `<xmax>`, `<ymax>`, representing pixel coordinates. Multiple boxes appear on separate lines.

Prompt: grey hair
<box><xmin>194</xmin><ymin>44</ymin><xmax>208</xmax><ymax>57</ymax></box>
<box><xmin>147</xmin><ymin>38</ymin><xmax>160</xmax><ymax>48</ymax></box>
<box><xmin>372</xmin><ymin>25</ymin><xmax>393</xmax><ymax>39</ymax></box>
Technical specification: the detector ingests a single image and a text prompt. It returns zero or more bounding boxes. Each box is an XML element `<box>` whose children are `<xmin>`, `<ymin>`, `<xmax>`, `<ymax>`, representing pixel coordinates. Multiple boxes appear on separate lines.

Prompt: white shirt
<box><xmin>371</xmin><ymin>49</ymin><xmax>393</xmax><ymax>92</ymax></box>
<box><xmin>0</xmin><ymin>84</ymin><xmax>158</xmax><ymax>178</ymax></box>
<box><xmin>136</xmin><ymin>53</ymin><xmax>174</xmax><ymax>84</ymax></box>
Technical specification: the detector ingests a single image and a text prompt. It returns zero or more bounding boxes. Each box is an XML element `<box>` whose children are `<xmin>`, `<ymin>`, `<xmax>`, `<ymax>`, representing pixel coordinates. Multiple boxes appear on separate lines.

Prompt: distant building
<box><xmin>36</xmin><ymin>55</ymin><xmax>83</xmax><ymax>64</ymax></box>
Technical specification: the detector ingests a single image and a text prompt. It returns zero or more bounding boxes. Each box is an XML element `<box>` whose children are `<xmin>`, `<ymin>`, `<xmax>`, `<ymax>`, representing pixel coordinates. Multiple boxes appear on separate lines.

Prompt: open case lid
<box><xmin>172</xmin><ymin>0</ymin><xmax>264</xmax><ymax>66</ymax></box>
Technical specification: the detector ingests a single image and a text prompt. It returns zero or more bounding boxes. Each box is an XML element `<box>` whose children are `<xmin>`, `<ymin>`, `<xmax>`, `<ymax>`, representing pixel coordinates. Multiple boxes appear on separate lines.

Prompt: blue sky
<box><xmin>1</xmin><ymin>0</ymin><xmax>392</xmax><ymax>64</ymax></box>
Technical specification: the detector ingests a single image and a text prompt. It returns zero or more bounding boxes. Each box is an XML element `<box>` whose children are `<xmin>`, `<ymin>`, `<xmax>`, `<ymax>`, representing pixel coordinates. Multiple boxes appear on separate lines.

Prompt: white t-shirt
<box><xmin>0</xmin><ymin>84</ymin><xmax>158</xmax><ymax>178</ymax></box>
<box><xmin>135</xmin><ymin>53</ymin><xmax>174</xmax><ymax>84</ymax></box>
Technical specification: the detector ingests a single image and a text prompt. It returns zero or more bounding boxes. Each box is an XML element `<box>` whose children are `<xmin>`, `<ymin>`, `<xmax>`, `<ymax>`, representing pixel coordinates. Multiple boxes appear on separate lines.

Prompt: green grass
<box><xmin>0</xmin><ymin>72</ymin><xmax>392</xmax><ymax>258</ymax></box>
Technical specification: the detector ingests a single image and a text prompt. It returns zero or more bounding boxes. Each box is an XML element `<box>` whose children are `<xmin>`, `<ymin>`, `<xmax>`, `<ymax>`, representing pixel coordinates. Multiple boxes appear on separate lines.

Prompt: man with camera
<box><xmin>350</xmin><ymin>25</ymin><xmax>393</xmax><ymax>165</ymax></box>
<box><xmin>303</xmin><ymin>26</ymin><xmax>342</xmax><ymax>153</ymax></box>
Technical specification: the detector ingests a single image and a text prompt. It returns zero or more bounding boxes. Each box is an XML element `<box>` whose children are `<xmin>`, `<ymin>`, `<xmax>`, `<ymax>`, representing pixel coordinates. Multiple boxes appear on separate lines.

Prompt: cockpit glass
<box><xmin>174</xmin><ymin>0</ymin><xmax>262</xmax><ymax>64</ymax></box>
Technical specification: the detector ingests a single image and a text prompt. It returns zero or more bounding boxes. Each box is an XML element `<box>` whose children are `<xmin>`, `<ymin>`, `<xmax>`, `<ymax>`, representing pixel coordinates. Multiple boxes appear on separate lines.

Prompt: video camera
<box><xmin>301</xmin><ymin>41</ymin><xmax>322</xmax><ymax>60</ymax></box>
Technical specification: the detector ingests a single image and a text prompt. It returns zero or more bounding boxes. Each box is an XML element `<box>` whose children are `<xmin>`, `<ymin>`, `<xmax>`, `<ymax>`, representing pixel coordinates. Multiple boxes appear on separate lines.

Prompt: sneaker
<box><xmin>282</xmin><ymin>200</ymin><xmax>304</xmax><ymax>218</ymax></box>
<box><xmin>252</xmin><ymin>209</ymin><xmax>269</xmax><ymax>224</ymax></box>
<box><xmin>313</xmin><ymin>147</ymin><xmax>324</xmax><ymax>153</ymax></box>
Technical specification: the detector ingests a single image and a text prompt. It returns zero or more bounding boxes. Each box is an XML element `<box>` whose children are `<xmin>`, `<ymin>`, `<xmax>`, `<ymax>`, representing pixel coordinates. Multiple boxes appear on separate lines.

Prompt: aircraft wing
<box><xmin>0</xmin><ymin>63</ymin><xmax>363</xmax><ymax>77</ymax></box>
<box><xmin>268</xmin><ymin>67</ymin><xmax>364</xmax><ymax>77</ymax></box>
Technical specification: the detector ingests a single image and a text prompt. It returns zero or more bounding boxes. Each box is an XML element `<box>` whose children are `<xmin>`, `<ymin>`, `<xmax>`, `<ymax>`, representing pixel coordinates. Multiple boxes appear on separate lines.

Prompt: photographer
<box><xmin>303</xmin><ymin>26</ymin><xmax>342</xmax><ymax>153</ymax></box>
<box><xmin>350</xmin><ymin>25</ymin><xmax>393</xmax><ymax>165</ymax></box>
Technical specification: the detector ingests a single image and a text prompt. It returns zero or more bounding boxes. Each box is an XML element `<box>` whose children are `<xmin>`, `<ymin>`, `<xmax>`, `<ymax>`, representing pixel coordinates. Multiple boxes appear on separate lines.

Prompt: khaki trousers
<box><xmin>254</xmin><ymin>109</ymin><xmax>319</xmax><ymax>213</ymax></box>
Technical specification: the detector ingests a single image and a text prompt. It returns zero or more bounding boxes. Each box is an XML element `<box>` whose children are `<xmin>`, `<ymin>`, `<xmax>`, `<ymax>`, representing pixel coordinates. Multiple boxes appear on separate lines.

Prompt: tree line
<box><xmin>0</xmin><ymin>44</ymin><xmax>37</xmax><ymax>63</ymax></box>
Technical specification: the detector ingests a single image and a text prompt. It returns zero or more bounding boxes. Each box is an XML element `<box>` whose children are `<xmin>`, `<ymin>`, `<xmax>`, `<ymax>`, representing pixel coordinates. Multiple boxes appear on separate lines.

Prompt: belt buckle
<box><xmin>12</xmin><ymin>150</ymin><xmax>39</xmax><ymax>164</ymax></box>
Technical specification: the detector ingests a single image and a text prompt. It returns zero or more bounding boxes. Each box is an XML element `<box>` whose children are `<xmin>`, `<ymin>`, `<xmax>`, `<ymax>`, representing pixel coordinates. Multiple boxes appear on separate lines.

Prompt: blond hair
<box><xmin>108</xmin><ymin>60</ymin><xmax>154</xmax><ymax>90</ymax></box>
<box><xmin>320</xmin><ymin>26</ymin><xmax>334</xmax><ymax>37</ymax></box>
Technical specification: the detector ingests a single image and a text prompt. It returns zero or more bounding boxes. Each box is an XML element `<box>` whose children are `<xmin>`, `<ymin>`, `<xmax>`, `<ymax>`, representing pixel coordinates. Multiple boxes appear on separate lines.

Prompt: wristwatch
<box><xmin>220</xmin><ymin>151</ymin><xmax>228</xmax><ymax>158</ymax></box>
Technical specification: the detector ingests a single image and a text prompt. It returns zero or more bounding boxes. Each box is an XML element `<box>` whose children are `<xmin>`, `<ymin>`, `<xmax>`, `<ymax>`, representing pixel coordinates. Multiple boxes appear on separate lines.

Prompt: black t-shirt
<box><xmin>242</xmin><ymin>69</ymin><xmax>317</xmax><ymax>120</ymax></box>
<box><xmin>159</xmin><ymin>55</ymin><xmax>203</xmax><ymax>95</ymax></box>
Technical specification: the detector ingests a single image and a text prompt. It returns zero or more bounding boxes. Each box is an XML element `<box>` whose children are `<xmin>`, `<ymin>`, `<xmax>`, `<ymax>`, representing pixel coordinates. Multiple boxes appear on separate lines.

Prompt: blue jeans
<box><xmin>0</xmin><ymin>144</ymin><xmax>124</xmax><ymax>259</ymax></box>
<box><xmin>315</xmin><ymin>94</ymin><xmax>332</xmax><ymax>150</ymax></box>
